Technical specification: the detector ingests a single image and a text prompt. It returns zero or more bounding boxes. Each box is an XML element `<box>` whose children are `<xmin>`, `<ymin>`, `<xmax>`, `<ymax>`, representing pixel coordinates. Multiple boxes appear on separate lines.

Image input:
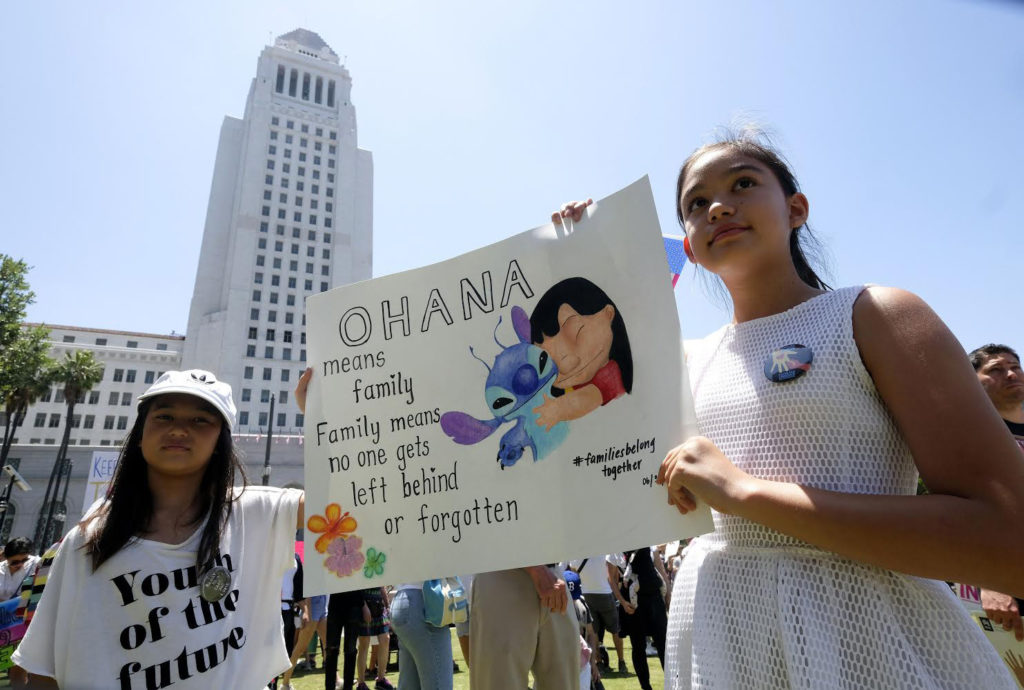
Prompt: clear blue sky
<box><xmin>3</xmin><ymin>0</ymin><xmax>1022</xmax><ymax>353</ymax></box>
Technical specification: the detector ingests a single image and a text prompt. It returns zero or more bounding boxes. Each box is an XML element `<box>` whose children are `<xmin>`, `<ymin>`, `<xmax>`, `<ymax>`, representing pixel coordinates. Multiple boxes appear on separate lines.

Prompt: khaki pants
<box><xmin>470</xmin><ymin>568</ymin><xmax>581</xmax><ymax>690</ymax></box>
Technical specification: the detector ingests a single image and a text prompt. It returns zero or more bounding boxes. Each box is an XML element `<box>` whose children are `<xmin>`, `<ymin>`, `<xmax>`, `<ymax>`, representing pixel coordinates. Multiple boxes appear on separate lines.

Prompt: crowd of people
<box><xmin>2</xmin><ymin>129</ymin><xmax>1023</xmax><ymax>689</ymax></box>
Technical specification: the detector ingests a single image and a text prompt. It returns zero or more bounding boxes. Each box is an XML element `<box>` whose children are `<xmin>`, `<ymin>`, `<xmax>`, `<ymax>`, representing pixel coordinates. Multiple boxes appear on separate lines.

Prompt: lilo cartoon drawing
<box><xmin>441</xmin><ymin>306</ymin><xmax>569</xmax><ymax>468</ymax></box>
<box><xmin>529</xmin><ymin>277</ymin><xmax>632</xmax><ymax>429</ymax></box>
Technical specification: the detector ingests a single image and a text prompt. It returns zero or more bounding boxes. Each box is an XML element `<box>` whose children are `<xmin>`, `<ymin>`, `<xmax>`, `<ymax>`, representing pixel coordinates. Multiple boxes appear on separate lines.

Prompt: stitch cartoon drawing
<box><xmin>440</xmin><ymin>306</ymin><xmax>569</xmax><ymax>468</ymax></box>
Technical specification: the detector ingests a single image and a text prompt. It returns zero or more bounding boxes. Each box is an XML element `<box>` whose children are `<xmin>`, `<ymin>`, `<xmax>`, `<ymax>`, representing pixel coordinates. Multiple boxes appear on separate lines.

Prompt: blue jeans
<box><xmin>390</xmin><ymin>588</ymin><xmax>453</xmax><ymax>690</ymax></box>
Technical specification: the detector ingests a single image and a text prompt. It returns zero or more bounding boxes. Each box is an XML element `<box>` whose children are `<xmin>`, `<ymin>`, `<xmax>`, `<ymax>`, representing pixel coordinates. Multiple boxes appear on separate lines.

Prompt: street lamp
<box><xmin>0</xmin><ymin>464</ymin><xmax>32</xmax><ymax>533</ymax></box>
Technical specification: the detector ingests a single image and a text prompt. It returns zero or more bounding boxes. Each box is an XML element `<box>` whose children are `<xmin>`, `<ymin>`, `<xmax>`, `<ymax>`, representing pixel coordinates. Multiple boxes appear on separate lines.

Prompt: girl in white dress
<box><xmin>558</xmin><ymin>130</ymin><xmax>1024</xmax><ymax>688</ymax></box>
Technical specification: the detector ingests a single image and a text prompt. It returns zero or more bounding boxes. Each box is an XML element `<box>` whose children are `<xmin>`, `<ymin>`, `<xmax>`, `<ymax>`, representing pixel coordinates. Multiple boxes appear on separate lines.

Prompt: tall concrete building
<box><xmin>183</xmin><ymin>29</ymin><xmax>373</xmax><ymax>434</ymax></box>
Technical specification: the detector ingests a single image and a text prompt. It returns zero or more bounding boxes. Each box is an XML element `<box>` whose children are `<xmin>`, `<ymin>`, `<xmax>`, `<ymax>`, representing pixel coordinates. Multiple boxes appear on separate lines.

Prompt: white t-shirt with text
<box><xmin>13</xmin><ymin>486</ymin><xmax>301</xmax><ymax>689</ymax></box>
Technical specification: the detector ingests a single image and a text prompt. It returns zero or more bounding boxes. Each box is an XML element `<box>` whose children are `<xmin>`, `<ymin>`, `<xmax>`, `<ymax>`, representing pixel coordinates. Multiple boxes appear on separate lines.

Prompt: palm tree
<box><xmin>35</xmin><ymin>350</ymin><xmax>103</xmax><ymax>550</ymax></box>
<box><xmin>0</xmin><ymin>325</ymin><xmax>55</xmax><ymax>466</ymax></box>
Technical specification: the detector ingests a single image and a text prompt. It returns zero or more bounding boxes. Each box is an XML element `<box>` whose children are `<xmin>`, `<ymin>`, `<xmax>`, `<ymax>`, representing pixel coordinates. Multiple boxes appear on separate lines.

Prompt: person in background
<box><xmin>355</xmin><ymin>586</ymin><xmax>394</xmax><ymax>690</ymax></box>
<box><xmin>0</xmin><ymin>538</ymin><xmax>39</xmax><ymax>601</ymax></box>
<box><xmin>970</xmin><ymin>344</ymin><xmax>1024</xmax><ymax>641</ymax></box>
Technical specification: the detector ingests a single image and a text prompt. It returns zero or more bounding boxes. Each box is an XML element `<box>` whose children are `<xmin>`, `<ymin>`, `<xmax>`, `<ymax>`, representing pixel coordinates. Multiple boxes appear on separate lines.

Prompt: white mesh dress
<box><xmin>664</xmin><ymin>286</ymin><xmax>1014</xmax><ymax>689</ymax></box>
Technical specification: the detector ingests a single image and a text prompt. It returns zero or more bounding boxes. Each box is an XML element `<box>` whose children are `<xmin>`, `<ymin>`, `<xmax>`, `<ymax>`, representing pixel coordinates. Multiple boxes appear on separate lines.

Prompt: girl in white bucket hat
<box><xmin>14</xmin><ymin>370</ymin><xmax>305</xmax><ymax>689</ymax></box>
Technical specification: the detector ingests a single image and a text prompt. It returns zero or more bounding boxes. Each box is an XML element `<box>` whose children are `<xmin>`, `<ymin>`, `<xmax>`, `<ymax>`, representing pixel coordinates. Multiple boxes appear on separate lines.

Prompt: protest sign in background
<box><xmin>302</xmin><ymin>177</ymin><xmax>712</xmax><ymax>594</ymax></box>
<box><xmin>82</xmin><ymin>450</ymin><xmax>119</xmax><ymax>513</ymax></box>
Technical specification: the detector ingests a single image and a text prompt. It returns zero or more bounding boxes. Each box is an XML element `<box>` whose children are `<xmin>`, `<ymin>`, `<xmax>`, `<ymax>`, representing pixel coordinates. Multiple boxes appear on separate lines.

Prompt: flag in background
<box><xmin>663</xmin><ymin>235</ymin><xmax>687</xmax><ymax>287</ymax></box>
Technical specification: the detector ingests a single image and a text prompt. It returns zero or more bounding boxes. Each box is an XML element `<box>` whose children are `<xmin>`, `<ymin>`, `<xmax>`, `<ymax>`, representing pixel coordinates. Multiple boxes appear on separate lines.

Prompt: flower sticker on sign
<box><xmin>307</xmin><ymin>503</ymin><xmax>358</xmax><ymax>553</ymax></box>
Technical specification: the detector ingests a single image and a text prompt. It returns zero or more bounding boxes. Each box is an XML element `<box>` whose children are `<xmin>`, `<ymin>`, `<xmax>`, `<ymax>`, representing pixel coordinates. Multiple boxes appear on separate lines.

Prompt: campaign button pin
<box><xmin>764</xmin><ymin>344</ymin><xmax>813</xmax><ymax>383</ymax></box>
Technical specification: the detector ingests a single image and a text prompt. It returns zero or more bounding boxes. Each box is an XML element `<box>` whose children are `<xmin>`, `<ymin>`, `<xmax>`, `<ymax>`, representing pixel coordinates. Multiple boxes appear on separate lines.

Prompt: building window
<box><xmin>327</xmin><ymin>80</ymin><xmax>336</xmax><ymax>107</ymax></box>
<box><xmin>62</xmin><ymin>335</ymin><xmax>75</xmax><ymax>343</ymax></box>
<box><xmin>55</xmin><ymin>390</ymin><xmax>65</xmax><ymax>403</ymax></box>
<box><xmin>246</xmin><ymin>345</ymin><xmax>256</xmax><ymax>357</ymax></box>
<box><xmin>277</xmin><ymin>224</ymin><xmax>286</xmax><ymax>235</ymax></box>
<box><xmin>260</xmin><ymin>220</ymin><xmax>269</xmax><ymax>231</ymax></box>
<box><xmin>306</xmin><ymin>246</ymin><xmax>314</xmax><ymax>257</ymax></box>
<box><xmin>291</xmin><ymin>244</ymin><xmax>300</xmax><ymax>255</ymax></box>
<box><xmin>290</xmin><ymin>260</ymin><xmax>298</xmax><ymax>271</ymax></box>
<box><xmin>275</xmin><ymin>65</ymin><xmax>285</xmax><ymax>93</ymax></box>
<box><xmin>263</xmin><ymin>368</ymin><xmax>272</xmax><ymax>381</ymax></box>
<box><xmin>263</xmin><ymin>190</ymin><xmax>271</xmax><ymax>201</ymax></box>
<box><xmin>286</xmin><ymin>294</ymin><xmax>295</xmax><ymax>306</ymax></box>
<box><xmin>280</xmin><ymin>391</ymin><xmax>289</xmax><ymax>404</ymax></box>
<box><xmin>265</xmin><ymin>346</ymin><xmax>274</xmax><ymax>358</ymax></box>
<box><xmin>241</xmin><ymin>389</ymin><xmax>251</xmax><ymax>402</ymax></box>
<box><xmin>269</xmin><ymin>292</ymin><xmax>279</xmax><ymax>304</ymax></box>
<box><xmin>113</xmin><ymin>368</ymin><xmax>124</xmax><ymax>382</ymax></box>
<box><xmin>330</xmin><ymin>130</ymin><xmax>337</xmax><ymax>141</ymax></box>
<box><xmin>271</xmin><ymin>275</ymin><xmax>280</xmax><ymax>286</ymax></box>
<box><xmin>103</xmin><ymin>416</ymin><xmax>115</xmax><ymax>430</ymax></box>
<box><xmin>316</xmin><ymin>127</ymin><xmax>323</xmax><ymax>136</ymax></box>
<box><xmin>324</xmin><ymin>217</ymin><xmax>332</xmax><ymax>228</ymax></box>
<box><xmin>273</xmin><ymin>258</ymin><xmax>282</xmax><ymax>269</ymax></box>
<box><xmin>83</xmin><ymin>415</ymin><xmax>95</xmax><ymax>429</ymax></box>
<box><xmin>277</xmin><ymin>209</ymin><xmax>286</xmax><ymax>219</ymax></box>
<box><xmin>283</xmin><ymin>149</ymin><xmax>291</xmax><ymax>159</ymax></box>
<box><xmin>268</xmin><ymin>145</ymin><xmax>276</xmax><ymax>155</ymax></box>
<box><xmin>266</xmin><ymin>160</ymin><xmax>274</xmax><ymax>170</ymax></box>
<box><xmin>306</xmin><ymin>263</ymin><xmax>314</xmax><ymax>274</ymax></box>
<box><xmin>300</xmin><ymin>137</ymin><xmax>308</xmax><ymax>148</ymax></box>
<box><xmin>328</xmin><ymin>173</ymin><xmax>335</xmax><ymax>183</ymax></box>
<box><xmin>48</xmin><ymin>414</ymin><xmax>60</xmax><ymax>428</ymax></box>
<box><xmin>283</xmin><ymin>330</ymin><xmax>293</xmax><ymax>343</ymax></box>
<box><xmin>288</xmin><ymin>277</ymin><xmax>296</xmax><ymax>289</ymax></box>
<box><xmin>282</xmin><ymin>163</ymin><xmax>290</xmax><ymax>174</ymax></box>
<box><xmin>256</xmin><ymin>255</ymin><xmax>265</xmax><ymax>267</ymax></box>
<box><xmin>88</xmin><ymin>391</ymin><xmax>100</xmax><ymax>404</ymax></box>
<box><xmin>308</xmin><ymin>230</ymin><xmax>317</xmax><ymax>241</ymax></box>
<box><xmin>266</xmin><ymin>328</ymin><xmax>275</xmax><ymax>341</ymax></box>
<box><xmin>259</xmin><ymin>412</ymin><xmax>268</xmax><ymax>426</ymax></box>
<box><xmin>286</xmin><ymin>133</ymin><xmax>293</xmax><ymax>143</ymax></box>
<box><xmin>321</xmin><ymin>282</ymin><xmax>328</xmax><ymax>292</ymax></box>
<box><xmin>301</xmin><ymin>332</ymin><xmax>307</xmax><ymax>345</ymax></box>
<box><xmin>282</xmin><ymin>348</ymin><xmax>291</xmax><ymax>361</ymax></box>
<box><xmin>288</xmin><ymin>69</ymin><xmax>298</xmax><ymax>97</ymax></box>
<box><xmin>117</xmin><ymin>416</ymin><xmax>128</xmax><ymax>430</ymax></box>
<box><xmin>285</xmin><ymin>312</ymin><xmax>295</xmax><ymax>324</ymax></box>
<box><xmin>323</xmin><ymin>248</ymin><xmax>330</xmax><ymax>259</ymax></box>
<box><xmin>261</xmin><ymin>390</ymin><xmax>270</xmax><ymax>403</ymax></box>
<box><xmin>304</xmin><ymin>279</ymin><xmax>313</xmax><ymax>291</ymax></box>
<box><xmin>96</xmin><ymin>337</ymin><xmax>108</xmax><ymax>345</ymax></box>
<box><xmin>244</xmin><ymin>367</ymin><xmax>254</xmax><ymax>379</ymax></box>
<box><xmin>239</xmin><ymin>411</ymin><xmax>249</xmax><ymax>426</ymax></box>
<box><xmin>248</xmin><ymin>327</ymin><xmax>258</xmax><ymax>339</ymax></box>
<box><xmin>281</xmin><ymin>369</ymin><xmax>290</xmax><ymax>382</ymax></box>
<box><xmin>34</xmin><ymin>413</ymin><xmax>46</xmax><ymax>428</ymax></box>
<box><xmin>314</xmin><ymin>155</ymin><xmax>321</xmax><ymax>165</ymax></box>
<box><xmin>313</xmin><ymin>170</ymin><xmax>320</xmax><ymax>180</ymax></box>
<box><xmin>125</xmin><ymin>369</ymin><xmax>136</xmax><ymax>383</ymax></box>
<box><xmin>272</xmin><ymin>116</ymin><xmax>279</xmax><ymax>126</ymax></box>
<box><xmin>292</xmin><ymin>227</ymin><xmax>301</xmax><ymax>238</ymax></box>
<box><xmin>277</xmin><ymin>413</ymin><xmax>287</xmax><ymax>427</ymax></box>
<box><xmin>121</xmin><ymin>392</ymin><xmax>132</xmax><ymax>406</ymax></box>
<box><xmin>302</xmin><ymin>72</ymin><xmax>311</xmax><ymax>100</ymax></box>
<box><xmin>145</xmin><ymin>371</ymin><xmax>155</xmax><ymax>384</ymax></box>
<box><xmin>252</xmin><ymin>290</ymin><xmax>261</xmax><ymax>302</ymax></box>
<box><xmin>326</xmin><ymin>188</ymin><xmax>333</xmax><ymax>197</ymax></box>
<box><xmin>250</xmin><ymin>308</ymin><xmax>260</xmax><ymax>320</ymax></box>
<box><xmin>294</xmin><ymin>212</ymin><xmax>302</xmax><ymax>222</ymax></box>
<box><xmin>71</xmin><ymin>414</ymin><xmax>81</xmax><ymax>428</ymax></box>
<box><xmin>321</xmin><ymin>265</ymin><xmax>329</xmax><ymax>276</ymax></box>
<box><xmin>268</xmin><ymin>310</ymin><xmax>277</xmax><ymax>322</ymax></box>
<box><xmin>299</xmin><ymin>152</ymin><xmax>306</xmax><ymax>162</ymax></box>
<box><xmin>296</xmin><ymin>413</ymin><xmax>304</xmax><ymax>427</ymax></box>
<box><xmin>275</xmin><ymin>241</ymin><xmax>283</xmax><ymax>251</ymax></box>
<box><xmin>258</xmin><ymin>238</ymin><xmax>267</xmax><ymax>249</ymax></box>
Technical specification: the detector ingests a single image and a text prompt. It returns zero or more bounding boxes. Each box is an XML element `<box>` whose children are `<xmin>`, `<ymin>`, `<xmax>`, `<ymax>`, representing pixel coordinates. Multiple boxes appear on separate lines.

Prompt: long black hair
<box><xmin>529</xmin><ymin>277</ymin><xmax>633</xmax><ymax>393</ymax></box>
<box><xmin>675</xmin><ymin>127</ymin><xmax>832</xmax><ymax>292</ymax></box>
<box><xmin>81</xmin><ymin>397</ymin><xmax>247</xmax><ymax>572</ymax></box>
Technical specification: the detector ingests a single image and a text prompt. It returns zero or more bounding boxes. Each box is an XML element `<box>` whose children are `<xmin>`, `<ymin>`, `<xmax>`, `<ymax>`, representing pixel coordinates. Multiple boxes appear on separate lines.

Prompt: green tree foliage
<box><xmin>0</xmin><ymin>254</ymin><xmax>56</xmax><ymax>464</ymax></box>
<box><xmin>1</xmin><ymin>326</ymin><xmax>55</xmax><ymax>465</ymax></box>
<box><xmin>0</xmin><ymin>256</ymin><xmax>36</xmax><ymax>352</ymax></box>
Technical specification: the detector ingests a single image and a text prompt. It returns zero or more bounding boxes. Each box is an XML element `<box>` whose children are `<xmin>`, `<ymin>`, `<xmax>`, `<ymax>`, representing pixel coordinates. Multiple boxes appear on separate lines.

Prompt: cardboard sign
<box><xmin>83</xmin><ymin>450</ymin><xmax>119</xmax><ymax>512</ymax></box>
<box><xmin>302</xmin><ymin>177</ymin><xmax>712</xmax><ymax>594</ymax></box>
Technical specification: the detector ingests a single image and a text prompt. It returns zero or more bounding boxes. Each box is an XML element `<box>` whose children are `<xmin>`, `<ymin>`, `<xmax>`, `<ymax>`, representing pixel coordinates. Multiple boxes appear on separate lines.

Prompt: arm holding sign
<box><xmin>981</xmin><ymin>589</ymin><xmax>1024</xmax><ymax>641</ymax></box>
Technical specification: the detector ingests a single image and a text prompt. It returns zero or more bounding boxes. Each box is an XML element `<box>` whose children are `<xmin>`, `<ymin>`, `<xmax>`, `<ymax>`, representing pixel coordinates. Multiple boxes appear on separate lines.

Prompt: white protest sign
<box><xmin>83</xmin><ymin>450</ymin><xmax>119</xmax><ymax>512</ymax></box>
<box><xmin>302</xmin><ymin>177</ymin><xmax>712</xmax><ymax>594</ymax></box>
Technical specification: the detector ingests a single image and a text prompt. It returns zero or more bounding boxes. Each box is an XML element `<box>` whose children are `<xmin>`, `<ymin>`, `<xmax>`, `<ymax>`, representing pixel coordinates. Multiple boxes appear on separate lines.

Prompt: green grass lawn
<box><xmin>284</xmin><ymin>628</ymin><xmax>664</xmax><ymax>689</ymax></box>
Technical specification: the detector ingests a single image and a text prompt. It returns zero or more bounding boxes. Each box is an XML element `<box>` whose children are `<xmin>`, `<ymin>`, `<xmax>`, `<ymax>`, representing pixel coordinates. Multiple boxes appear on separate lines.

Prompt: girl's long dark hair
<box><xmin>529</xmin><ymin>277</ymin><xmax>633</xmax><ymax>393</ymax></box>
<box><xmin>81</xmin><ymin>397</ymin><xmax>247</xmax><ymax>572</ymax></box>
<box><xmin>675</xmin><ymin>127</ymin><xmax>832</xmax><ymax>292</ymax></box>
